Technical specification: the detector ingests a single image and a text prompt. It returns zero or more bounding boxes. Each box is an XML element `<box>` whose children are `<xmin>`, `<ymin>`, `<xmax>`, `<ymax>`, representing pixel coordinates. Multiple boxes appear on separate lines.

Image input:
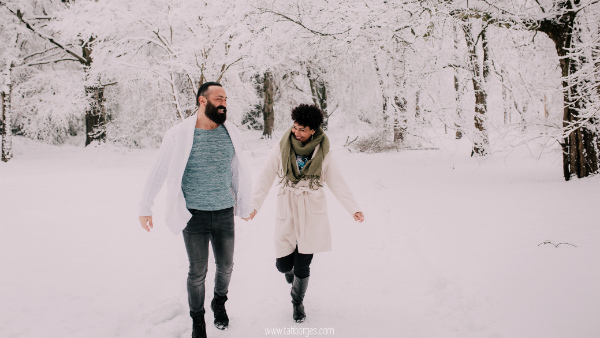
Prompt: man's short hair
<box><xmin>196</xmin><ymin>81</ymin><xmax>222</xmax><ymax>106</ymax></box>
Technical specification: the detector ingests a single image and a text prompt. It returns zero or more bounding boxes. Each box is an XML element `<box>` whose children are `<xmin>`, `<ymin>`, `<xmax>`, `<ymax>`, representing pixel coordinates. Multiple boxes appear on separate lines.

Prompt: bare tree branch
<box><xmin>26</xmin><ymin>58</ymin><xmax>79</xmax><ymax>66</ymax></box>
<box><xmin>574</xmin><ymin>0</ymin><xmax>600</xmax><ymax>13</ymax></box>
<box><xmin>479</xmin><ymin>0</ymin><xmax>517</xmax><ymax>16</ymax></box>
<box><xmin>22</xmin><ymin>45</ymin><xmax>74</xmax><ymax>60</ymax></box>
<box><xmin>1</xmin><ymin>2</ymin><xmax>89</xmax><ymax>65</ymax></box>
<box><xmin>259</xmin><ymin>9</ymin><xmax>351</xmax><ymax>37</ymax></box>
<box><xmin>216</xmin><ymin>57</ymin><xmax>243</xmax><ymax>83</ymax></box>
<box><xmin>533</xmin><ymin>0</ymin><xmax>546</xmax><ymax>13</ymax></box>
<box><xmin>152</xmin><ymin>29</ymin><xmax>174</xmax><ymax>54</ymax></box>
<box><xmin>25</xmin><ymin>50</ymin><xmax>71</xmax><ymax>65</ymax></box>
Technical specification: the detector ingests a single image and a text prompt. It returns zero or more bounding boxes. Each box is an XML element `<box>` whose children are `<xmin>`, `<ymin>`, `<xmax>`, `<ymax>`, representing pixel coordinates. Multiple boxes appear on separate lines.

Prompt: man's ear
<box><xmin>198</xmin><ymin>96</ymin><xmax>206</xmax><ymax>106</ymax></box>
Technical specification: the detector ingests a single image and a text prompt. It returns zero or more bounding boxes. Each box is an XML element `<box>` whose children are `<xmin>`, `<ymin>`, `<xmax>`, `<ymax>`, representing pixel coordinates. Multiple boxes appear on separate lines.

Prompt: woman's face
<box><xmin>292</xmin><ymin>122</ymin><xmax>314</xmax><ymax>144</ymax></box>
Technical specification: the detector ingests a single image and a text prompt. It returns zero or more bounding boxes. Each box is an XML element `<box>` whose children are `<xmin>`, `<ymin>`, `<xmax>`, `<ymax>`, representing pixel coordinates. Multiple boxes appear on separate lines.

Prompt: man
<box><xmin>138</xmin><ymin>82</ymin><xmax>252</xmax><ymax>338</ymax></box>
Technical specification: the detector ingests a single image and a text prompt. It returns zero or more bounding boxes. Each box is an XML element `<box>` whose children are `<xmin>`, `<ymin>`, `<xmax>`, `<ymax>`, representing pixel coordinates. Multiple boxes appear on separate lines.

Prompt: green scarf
<box><xmin>280</xmin><ymin>126</ymin><xmax>330</xmax><ymax>189</ymax></box>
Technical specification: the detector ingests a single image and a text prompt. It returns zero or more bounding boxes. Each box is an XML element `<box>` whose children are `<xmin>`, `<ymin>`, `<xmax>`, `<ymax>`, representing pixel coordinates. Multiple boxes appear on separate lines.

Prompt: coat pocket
<box><xmin>276</xmin><ymin>193</ymin><xmax>287</xmax><ymax>219</ymax></box>
<box><xmin>308</xmin><ymin>190</ymin><xmax>327</xmax><ymax>214</ymax></box>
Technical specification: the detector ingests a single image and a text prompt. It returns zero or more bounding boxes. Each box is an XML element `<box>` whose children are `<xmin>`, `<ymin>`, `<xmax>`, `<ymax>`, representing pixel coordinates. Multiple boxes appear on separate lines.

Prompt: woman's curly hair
<box><xmin>291</xmin><ymin>104</ymin><xmax>324</xmax><ymax>131</ymax></box>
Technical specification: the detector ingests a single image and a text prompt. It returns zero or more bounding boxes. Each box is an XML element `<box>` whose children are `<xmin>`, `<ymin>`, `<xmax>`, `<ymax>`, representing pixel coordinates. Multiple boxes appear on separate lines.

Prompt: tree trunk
<box><xmin>393</xmin><ymin>96</ymin><xmax>408</xmax><ymax>142</ymax></box>
<box><xmin>502</xmin><ymin>69</ymin><xmax>510</xmax><ymax>125</ymax></box>
<box><xmin>537</xmin><ymin>0</ymin><xmax>599</xmax><ymax>180</ymax></box>
<box><xmin>373</xmin><ymin>55</ymin><xmax>394</xmax><ymax>143</ymax></box>
<box><xmin>307</xmin><ymin>67</ymin><xmax>329</xmax><ymax>130</ymax></box>
<box><xmin>415</xmin><ymin>90</ymin><xmax>421</xmax><ymax>121</ymax></box>
<box><xmin>317</xmin><ymin>83</ymin><xmax>328</xmax><ymax>129</ymax></box>
<box><xmin>463</xmin><ymin>21</ymin><xmax>488</xmax><ymax>156</ymax></box>
<box><xmin>454</xmin><ymin>73</ymin><xmax>463</xmax><ymax>139</ymax></box>
<box><xmin>453</xmin><ymin>24</ymin><xmax>463</xmax><ymax>139</ymax></box>
<box><xmin>82</xmin><ymin>37</ymin><xmax>107</xmax><ymax>146</ymax></box>
<box><xmin>482</xmin><ymin>27</ymin><xmax>494</xmax><ymax>128</ymax></box>
<box><xmin>170</xmin><ymin>72</ymin><xmax>184</xmax><ymax>121</ymax></box>
<box><xmin>482</xmin><ymin>29</ymin><xmax>491</xmax><ymax>82</ymax></box>
<box><xmin>262</xmin><ymin>71</ymin><xmax>274</xmax><ymax>139</ymax></box>
<box><xmin>85</xmin><ymin>85</ymin><xmax>106</xmax><ymax>146</ymax></box>
<box><xmin>520</xmin><ymin>100</ymin><xmax>528</xmax><ymax>131</ymax></box>
<box><xmin>567</xmin><ymin>33</ymin><xmax>599</xmax><ymax>178</ymax></box>
<box><xmin>1</xmin><ymin>63</ymin><xmax>13</xmax><ymax>162</ymax></box>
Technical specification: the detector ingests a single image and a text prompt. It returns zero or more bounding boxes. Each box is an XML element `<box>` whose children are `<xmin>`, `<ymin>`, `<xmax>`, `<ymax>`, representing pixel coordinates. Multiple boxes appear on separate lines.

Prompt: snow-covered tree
<box><xmin>445</xmin><ymin>0</ymin><xmax>600</xmax><ymax>179</ymax></box>
<box><xmin>1</xmin><ymin>63</ymin><xmax>13</xmax><ymax>162</ymax></box>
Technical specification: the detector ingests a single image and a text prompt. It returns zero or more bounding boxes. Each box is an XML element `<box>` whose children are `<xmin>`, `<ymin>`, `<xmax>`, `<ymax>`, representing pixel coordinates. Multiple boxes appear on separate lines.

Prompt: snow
<box><xmin>1</xmin><ymin>132</ymin><xmax>599</xmax><ymax>338</ymax></box>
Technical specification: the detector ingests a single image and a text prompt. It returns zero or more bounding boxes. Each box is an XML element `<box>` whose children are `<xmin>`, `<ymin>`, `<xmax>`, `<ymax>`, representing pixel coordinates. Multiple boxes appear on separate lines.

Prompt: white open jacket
<box><xmin>139</xmin><ymin>115</ymin><xmax>253</xmax><ymax>234</ymax></box>
<box><xmin>252</xmin><ymin>141</ymin><xmax>361</xmax><ymax>257</ymax></box>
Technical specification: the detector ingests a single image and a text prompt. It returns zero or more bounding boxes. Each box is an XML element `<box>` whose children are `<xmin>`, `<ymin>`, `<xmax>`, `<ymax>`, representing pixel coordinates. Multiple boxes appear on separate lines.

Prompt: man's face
<box><xmin>202</xmin><ymin>86</ymin><xmax>227</xmax><ymax>124</ymax></box>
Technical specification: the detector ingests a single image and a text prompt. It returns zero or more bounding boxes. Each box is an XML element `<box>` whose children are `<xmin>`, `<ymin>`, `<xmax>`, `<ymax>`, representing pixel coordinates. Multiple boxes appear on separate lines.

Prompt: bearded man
<box><xmin>138</xmin><ymin>82</ymin><xmax>253</xmax><ymax>338</ymax></box>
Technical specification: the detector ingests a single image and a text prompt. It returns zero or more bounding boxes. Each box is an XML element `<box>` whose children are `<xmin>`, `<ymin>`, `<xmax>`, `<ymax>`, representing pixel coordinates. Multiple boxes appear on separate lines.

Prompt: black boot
<box><xmin>290</xmin><ymin>276</ymin><xmax>309</xmax><ymax>323</ymax></box>
<box><xmin>284</xmin><ymin>268</ymin><xmax>294</xmax><ymax>284</ymax></box>
<box><xmin>191</xmin><ymin>310</ymin><xmax>207</xmax><ymax>338</ymax></box>
<box><xmin>210</xmin><ymin>293</ymin><xmax>229</xmax><ymax>330</ymax></box>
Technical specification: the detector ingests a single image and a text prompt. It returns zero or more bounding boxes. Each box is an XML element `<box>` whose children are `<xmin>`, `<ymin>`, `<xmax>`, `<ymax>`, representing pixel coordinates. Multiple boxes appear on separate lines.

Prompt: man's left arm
<box><xmin>227</xmin><ymin>123</ymin><xmax>253</xmax><ymax>220</ymax></box>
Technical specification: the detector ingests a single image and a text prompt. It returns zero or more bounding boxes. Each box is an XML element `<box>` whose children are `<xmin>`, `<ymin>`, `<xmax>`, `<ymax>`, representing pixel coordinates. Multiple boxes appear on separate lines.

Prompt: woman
<box><xmin>250</xmin><ymin>104</ymin><xmax>364</xmax><ymax>323</ymax></box>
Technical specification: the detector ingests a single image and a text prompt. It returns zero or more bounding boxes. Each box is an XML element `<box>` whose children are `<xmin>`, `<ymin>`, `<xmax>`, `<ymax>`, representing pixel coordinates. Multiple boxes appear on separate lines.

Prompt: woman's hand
<box><xmin>353</xmin><ymin>212</ymin><xmax>364</xmax><ymax>223</ymax></box>
<box><xmin>139</xmin><ymin>216</ymin><xmax>153</xmax><ymax>232</ymax></box>
<box><xmin>242</xmin><ymin>210</ymin><xmax>257</xmax><ymax>221</ymax></box>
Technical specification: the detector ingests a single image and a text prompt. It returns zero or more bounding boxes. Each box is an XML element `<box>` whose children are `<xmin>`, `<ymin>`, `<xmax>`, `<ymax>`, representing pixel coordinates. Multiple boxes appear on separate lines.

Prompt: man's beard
<box><xmin>205</xmin><ymin>100</ymin><xmax>227</xmax><ymax>125</ymax></box>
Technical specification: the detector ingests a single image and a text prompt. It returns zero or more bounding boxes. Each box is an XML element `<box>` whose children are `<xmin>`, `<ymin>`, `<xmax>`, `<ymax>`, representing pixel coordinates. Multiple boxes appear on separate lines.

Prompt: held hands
<box><xmin>139</xmin><ymin>216</ymin><xmax>153</xmax><ymax>232</ymax></box>
<box><xmin>353</xmin><ymin>212</ymin><xmax>365</xmax><ymax>223</ymax></box>
<box><xmin>243</xmin><ymin>209</ymin><xmax>257</xmax><ymax>221</ymax></box>
<box><xmin>141</xmin><ymin>210</ymin><xmax>358</xmax><ymax>228</ymax></box>
<box><xmin>141</xmin><ymin>212</ymin><xmax>256</xmax><ymax>229</ymax></box>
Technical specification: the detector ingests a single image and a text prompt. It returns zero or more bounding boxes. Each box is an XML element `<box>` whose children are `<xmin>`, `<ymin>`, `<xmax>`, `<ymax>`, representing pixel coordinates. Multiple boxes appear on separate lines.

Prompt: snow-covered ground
<box><xmin>1</xmin><ymin>131</ymin><xmax>599</xmax><ymax>338</ymax></box>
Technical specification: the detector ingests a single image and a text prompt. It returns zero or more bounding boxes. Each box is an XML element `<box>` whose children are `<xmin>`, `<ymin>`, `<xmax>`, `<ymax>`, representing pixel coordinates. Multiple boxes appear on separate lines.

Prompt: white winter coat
<box><xmin>252</xmin><ymin>142</ymin><xmax>361</xmax><ymax>258</ymax></box>
<box><xmin>139</xmin><ymin>114</ymin><xmax>253</xmax><ymax>234</ymax></box>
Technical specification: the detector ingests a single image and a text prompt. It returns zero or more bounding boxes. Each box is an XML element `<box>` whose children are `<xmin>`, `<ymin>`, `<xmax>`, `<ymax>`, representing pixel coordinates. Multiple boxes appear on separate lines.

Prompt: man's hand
<box><xmin>139</xmin><ymin>216</ymin><xmax>153</xmax><ymax>232</ymax></box>
<box><xmin>353</xmin><ymin>212</ymin><xmax>364</xmax><ymax>223</ymax></box>
<box><xmin>242</xmin><ymin>209</ymin><xmax>258</xmax><ymax>222</ymax></box>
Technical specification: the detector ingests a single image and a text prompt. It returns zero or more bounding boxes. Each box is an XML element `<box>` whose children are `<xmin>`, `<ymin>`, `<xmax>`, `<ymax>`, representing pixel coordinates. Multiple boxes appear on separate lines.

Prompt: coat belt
<box><xmin>283</xmin><ymin>185</ymin><xmax>317</xmax><ymax>239</ymax></box>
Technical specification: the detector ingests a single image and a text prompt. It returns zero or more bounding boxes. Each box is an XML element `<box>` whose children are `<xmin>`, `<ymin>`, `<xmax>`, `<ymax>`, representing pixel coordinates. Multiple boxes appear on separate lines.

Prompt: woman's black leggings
<box><xmin>275</xmin><ymin>246</ymin><xmax>313</xmax><ymax>279</ymax></box>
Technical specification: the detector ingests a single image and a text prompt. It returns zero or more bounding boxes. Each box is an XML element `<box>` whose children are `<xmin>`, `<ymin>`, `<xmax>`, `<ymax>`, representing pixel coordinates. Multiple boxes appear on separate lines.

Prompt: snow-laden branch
<box><xmin>216</xmin><ymin>57</ymin><xmax>243</xmax><ymax>83</ymax></box>
<box><xmin>24</xmin><ymin>50</ymin><xmax>72</xmax><ymax>65</ymax></box>
<box><xmin>533</xmin><ymin>0</ymin><xmax>546</xmax><ymax>13</ymax></box>
<box><xmin>119</xmin><ymin>61</ymin><xmax>185</xmax><ymax>120</ymax></box>
<box><xmin>23</xmin><ymin>45</ymin><xmax>75</xmax><ymax>60</ymax></box>
<box><xmin>259</xmin><ymin>8</ymin><xmax>351</xmax><ymax>37</ymax></box>
<box><xmin>0</xmin><ymin>1</ymin><xmax>89</xmax><ymax>65</ymax></box>
<box><xmin>449</xmin><ymin>7</ymin><xmax>537</xmax><ymax>31</ymax></box>
<box><xmin>478</xmin><ymin>0</ymin><xmax>600</xmax><ymax>24</ymax></box>
<box><xmin>26</xmin><ymin>58</ymin><xmax>80</xmax><ymax>66</ymax></box>
<box><xmin>22</xmin><ymin>16</ymin><xmax>52</xmax><ymax>20</ymax></box>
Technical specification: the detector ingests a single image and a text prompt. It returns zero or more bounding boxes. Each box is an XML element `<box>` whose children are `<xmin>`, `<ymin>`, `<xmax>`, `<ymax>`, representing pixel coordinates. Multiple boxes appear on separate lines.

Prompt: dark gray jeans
<box><xmin>183</xmin><ymin>207</ymin><xmax>235</xmax><ymax>317</ymax></box>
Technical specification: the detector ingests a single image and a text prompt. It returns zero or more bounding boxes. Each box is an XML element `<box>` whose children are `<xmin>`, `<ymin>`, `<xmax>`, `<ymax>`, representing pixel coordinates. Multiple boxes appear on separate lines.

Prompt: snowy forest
<box><xmin>1</xmin><ymin>1</ymin><xmax>600</xmax><ymax>338</ymax></box>
<box><xmin>1</xmin><ymin>0</ymin><xmax>599</xmax><ymax>180</ymax></box>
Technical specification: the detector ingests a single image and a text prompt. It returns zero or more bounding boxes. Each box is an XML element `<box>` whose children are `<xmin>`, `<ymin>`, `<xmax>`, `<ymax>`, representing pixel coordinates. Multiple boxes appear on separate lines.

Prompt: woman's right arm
<box><xmin>251</xmin><ymin>143</ymin><xmax>281</xmax><ymax>214</ymax></box>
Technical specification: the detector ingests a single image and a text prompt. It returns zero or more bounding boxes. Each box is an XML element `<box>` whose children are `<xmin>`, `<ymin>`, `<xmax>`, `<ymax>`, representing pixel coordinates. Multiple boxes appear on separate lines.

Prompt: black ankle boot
<box><xmin>293</xmin><ymin>303</ymin><xmax>306</xmax><ymax>323</ymax></box>
<box><xmin>210</xmin><ymin>293</ymin><xmax>229</xmax><ymax>330</ymax></box>
<box><xmin>284</xmin><ymin>268</ymin><xmax>294</xmax><ymax>284</ymax></box>
<box><xmin>290</xmin><ymin>276</ymin><xmax>309</xmax><ymax>323</ymax></box>
<box><xmin>191</xmin><ymin>310</ymin><xmax>207</xmax><ymax>338</ymax></box>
